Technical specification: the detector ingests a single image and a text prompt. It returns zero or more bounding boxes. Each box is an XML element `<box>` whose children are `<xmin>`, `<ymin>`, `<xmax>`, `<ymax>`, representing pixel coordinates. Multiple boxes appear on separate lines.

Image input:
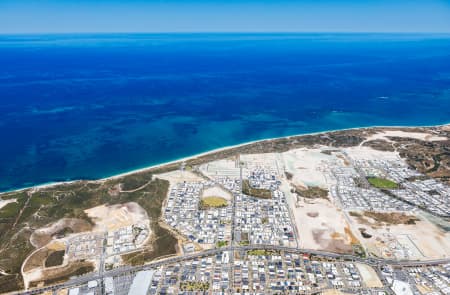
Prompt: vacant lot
<box><xmin>355</xmin><ymin>263</ymin><xmax>383</xmax><ymax>288</ymax></box>
<box><xmin>29</xmin><ymin>261</ymin><xmax>94</xmax><ymax>288</ymax></box>
<box><xmin>290</xmin><ymin>197</ymin><xmax>356</xmax><ymax>254</ymax></box>
<box><xmin>85</xmin><ymin>202</ymin><xmax>149</xmax><ymax>232</ymax></box>
<box><xmin>348</xmin><ymin>211</ymin><xmax>450</xmax><ymax>259</ymax></box>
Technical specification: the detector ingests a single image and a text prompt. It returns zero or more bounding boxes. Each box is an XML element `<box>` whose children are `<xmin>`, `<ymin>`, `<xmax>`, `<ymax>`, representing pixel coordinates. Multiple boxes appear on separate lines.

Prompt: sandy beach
<box><xmin>1</xmin><ymin>123</ymin><xmax>448</xmax><ymax>195</ymax></box>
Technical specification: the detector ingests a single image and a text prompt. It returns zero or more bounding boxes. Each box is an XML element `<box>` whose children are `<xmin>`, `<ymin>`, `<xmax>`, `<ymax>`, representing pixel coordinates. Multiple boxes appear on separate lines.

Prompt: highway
<box><xmin>16</xmin><ymin>244</ymin><xmax>450</xmax><ymax>295</ymax></box>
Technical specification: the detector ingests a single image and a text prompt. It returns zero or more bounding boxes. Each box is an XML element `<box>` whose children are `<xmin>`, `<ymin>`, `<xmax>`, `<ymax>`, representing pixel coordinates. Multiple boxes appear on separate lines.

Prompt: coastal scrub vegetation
<box><xmin>199</xmin><ymin>196</ymin><xmax>228</xmax><ymax>209</ymax></box>
<box><xmin>0</xmin><ymin>171</ymin><xmax>176</xmax><ymax>293</ymax></box>
<box><xmin>350</xmin><ymin>211</ymin><xmax>419</xmax><ymax>225</ymax></box>
<box><xmin>364</xmin><ymin>211</ymin><xmax>419</xmax><ymax>225</ymax></box>
<box><xmin>294</xmin><ymin>186</ymin><xmax>329</xmax><ymax>201</ymax></box>
<box><xmin>242</xmin><ymin>180</ymin><xmax>272</xmax><ymax>199</ymax></box>
<box><xmin>120</xmin><ymin>170</ymin><xmax>153</xmax><ymax>191</ymax></box>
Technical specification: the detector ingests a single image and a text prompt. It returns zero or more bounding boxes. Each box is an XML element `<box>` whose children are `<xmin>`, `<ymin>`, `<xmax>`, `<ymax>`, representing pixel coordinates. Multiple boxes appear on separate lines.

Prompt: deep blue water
<box><xmin>1</xmin><ymin>33</ymin><xmax>450</xmax><ymax>192</ymax></box>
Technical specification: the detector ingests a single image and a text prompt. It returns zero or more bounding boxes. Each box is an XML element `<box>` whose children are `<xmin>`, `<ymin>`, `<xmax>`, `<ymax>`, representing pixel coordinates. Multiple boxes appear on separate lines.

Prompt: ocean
<box><xmin>0</xmin><ymin>33</ymin><xmax>449</xmax><ymax>192</ymax></box>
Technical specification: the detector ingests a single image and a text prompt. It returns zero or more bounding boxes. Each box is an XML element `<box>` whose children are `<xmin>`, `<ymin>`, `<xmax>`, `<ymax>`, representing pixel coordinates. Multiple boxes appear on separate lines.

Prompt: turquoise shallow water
<box><xmin>0</xmin><ymin>33</ymin><xmax>450</xmax><ymax>191</ymax></box>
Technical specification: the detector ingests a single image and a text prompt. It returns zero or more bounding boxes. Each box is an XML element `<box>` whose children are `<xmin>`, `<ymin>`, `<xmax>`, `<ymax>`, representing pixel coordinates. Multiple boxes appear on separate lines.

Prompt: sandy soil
<box><xmin>0</xmin><ymin>198</ymin><xmax>16</xmax><ymax>210</ymax></box>
<box><xmin>85</xmin><ymin>202</ymin><xmax>149</xmax><ymax>232</ymax></box>
<box><xmin>30</xmin><ymin>218</ymin><xmax>92</xmax><ymax>248</ymax></box>
<box><xmin>345</xmin><ymin>145</ymin><xmax>399</xmax><ymax>161</ymax></box>
<box><xmin>46</xmin><ymin>240</ymin><xmax>66</xmax><ymax>251</ymax></box>
<box><xmin>25</xmin><ymin>260</ymin><xmax>94</xmax><ymax>290</ymax></box>
<box><xmin>157</xmin><ymin>170</ymin><xmax>205</xmax><ymax>183</ymax></box>
<box><xmin>199</xmin><ymin>158</ymin><xmax>240</xmax><ymax>179</ymax></box>
<box><xmin>363</xmin><ymin>130</ymin><xmax>447</xmax><ymax>143</ymax></box>
<box><xmin>23</xmin><ymin>247</ymin><xmax>48</xmax><ymax>272</ymax></box>
<box><xmin>356</xmin><ymin>263</ymin><xmax>383</xmax><ymax>288</ymax></box>
<box><xmin>23</xmin><ymin>268</ymin><xmax>44</xmax><ymax>289</ymax></box>
<box><xmin>22</xmin><ymin>240</ymin><xmax>68</xmax><ymax>289</ymax></box>
<box><xmin>281</xmin><ymin>148</ymin><xmax>335</xmax><ymax>188</ymax></box>
<box><xmin>23</xmin><ymin>241</ymin><xmax>67</xmax><ymax>273</ymax></box>
<box><xmin>349</xmin><ymin>213</ymin><xmax>450</xmax><ymax>259</ymax></box>
<box><xmin>285</xmin><ymin>184</ymin><xmax>356</xmax><ymax>253</ymax></box>
<box><xmin>240</xmin><ymin>153</ymin><xmax>282</xmax><ymax>174</ymax></box>
<box><xmin>201</xmin><ymin>186</ymin><xmax>232</xmax><ymax>201</ymax></box>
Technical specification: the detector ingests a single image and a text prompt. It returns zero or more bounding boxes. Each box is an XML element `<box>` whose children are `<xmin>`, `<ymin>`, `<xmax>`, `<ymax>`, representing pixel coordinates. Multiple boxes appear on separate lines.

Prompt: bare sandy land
<box><xmin>359</xmin><ymin>130</ymin><xmax>447</xmax><ymax>150</ymax></box>
<box><xmin>23</xmin><ymin>241</ymin><xmax>67</xmax><ymax>274</ymax></box>
<box><xmin>157</xmin><ymin>170</ymin><xmax>204</xmax><ymax>184</ymax></box>
<box><xmin>22</xmin><ymin>268</ymin><xmax>43</xmax><ymax>290</ymax></box>
<box><xmin>199</xmin><ymin>158</ymin><xmax>240</xmax><ymax>179</ymax></box>
<box><xmin>22</xmin><ymin>240</ymin><xmax>69</xmax><ymax>289</ymax></box>
<box><xmin>356</xmin><ymin>263</ymin><xmax>383</xmax><ymax>288</ymax></box>
<box><xmin>30</xmin><ymin>218</ymin><xmax>92</xmax><ymax>248</ymax></box>
<box><xmin>349</xmin><ymin>213</ymin><xmax>450</xmax><ymax>259</ymax></box>
<box><xmin>46</xmin><ymin>240</ymin><xmax>66</xmax><ymax>251</ymax></box>
<box><xmin>345</xmin><ymin>145</ymin><xmax>400</xmax><ymax>161</ymax></box>
<box><xmin>0</xmin><ymin>198</ymin><xmax>16</xmax><ymax>210</ymax></box>
<box><xmin>364</xmin><ymin>130</ymin><xmax>447</xmax><ymax>142</ymax></box>
<box><xmin>282</xmin><ymin>148</ymin><xmax>335</xmax><ymax>188</ymax></box>
<box><xmin>85</xmin><ymin>202</ymin><xmax>150</xmax><ymax>232</ymax></box>
<box><xmin>240</xmin><ymin>152</ymin><xmax>282</xmax><ymax>174</ymax></box>
<box><xmin>286</xmin><ymin>188</ymin><xmax>355</xmax><ymax>253</ymax></box>
<box><xmin>201</xmin><ymin>186</ymin><xmax>232</xmax><ymax>201</ymax></box>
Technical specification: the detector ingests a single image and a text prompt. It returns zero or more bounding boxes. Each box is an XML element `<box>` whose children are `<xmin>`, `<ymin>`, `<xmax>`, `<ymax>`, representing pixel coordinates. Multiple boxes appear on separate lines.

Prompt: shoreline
<box><xmin>1</xmin><ymin>122</ymin><xmax>449</xmax><ymax>195</ymax></box>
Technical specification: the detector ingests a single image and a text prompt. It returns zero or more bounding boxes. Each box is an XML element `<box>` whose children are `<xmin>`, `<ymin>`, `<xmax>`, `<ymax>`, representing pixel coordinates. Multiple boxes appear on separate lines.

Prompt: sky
<box><xmin>0</xmin><ymin>0</ymin><xmax>450</xmax><ymax>34</ymax></box>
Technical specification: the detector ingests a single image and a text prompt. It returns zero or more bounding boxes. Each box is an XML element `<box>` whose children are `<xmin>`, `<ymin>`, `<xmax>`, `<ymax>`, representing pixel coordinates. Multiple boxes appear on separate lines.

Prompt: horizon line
<box><xmin>1</xmin><ymin>31</ymin><xmax>450</xmax><ymax>36</ymax></box>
